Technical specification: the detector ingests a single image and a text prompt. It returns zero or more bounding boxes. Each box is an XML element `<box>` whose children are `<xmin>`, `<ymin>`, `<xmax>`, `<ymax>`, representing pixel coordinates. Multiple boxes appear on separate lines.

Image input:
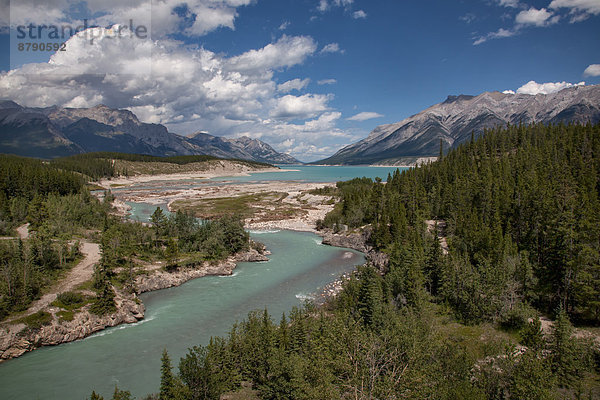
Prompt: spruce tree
<box><xmin>159</xmin><ymin>349</ymin><xmax>175</xmax><ymax>400</ymax></box>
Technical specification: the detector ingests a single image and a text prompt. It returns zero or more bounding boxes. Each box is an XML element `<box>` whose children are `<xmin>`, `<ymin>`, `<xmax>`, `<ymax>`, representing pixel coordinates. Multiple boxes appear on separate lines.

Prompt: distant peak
<box><xmin>0</xmin><ymin>100</ymin><xmax>22</xmax><ymax>110</ymax></box>
<box><xmin>443</xmin><ymin>94</ymin><xmax>474</xmax><ymax>104</ymax></box>
<box><xmin>188</xmin><ymin>131</ymin><xmax>210</xmax><ymax>139</ymax></box>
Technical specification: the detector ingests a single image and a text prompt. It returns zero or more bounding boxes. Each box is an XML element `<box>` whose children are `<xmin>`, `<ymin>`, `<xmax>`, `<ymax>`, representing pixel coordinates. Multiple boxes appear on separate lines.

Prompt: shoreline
<box><xmin>0</xmin><ymin>248</ymin><xmax>269</xmax><ymax>362</ymax></box>
<box><xmin>0</xmin><ymin>228</ymin><xmax>372</xmax><ymax>363</ymax></box>
<box><xmin>0</xmin><ymin>170</ymin><xmax>378</xmax><ymax>362</ymax></box>
<box><xmin>95</xmin><ymin>164</ymin><xmax>285</xmax><ymax>190</ymax></box>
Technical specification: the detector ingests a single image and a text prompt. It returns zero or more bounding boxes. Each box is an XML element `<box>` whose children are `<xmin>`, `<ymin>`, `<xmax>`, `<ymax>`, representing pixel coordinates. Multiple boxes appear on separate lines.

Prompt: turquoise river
<box><xmin>0</xmin><ymin>166</ymin><xmax>404</xmax><ymax>399</ymax></box>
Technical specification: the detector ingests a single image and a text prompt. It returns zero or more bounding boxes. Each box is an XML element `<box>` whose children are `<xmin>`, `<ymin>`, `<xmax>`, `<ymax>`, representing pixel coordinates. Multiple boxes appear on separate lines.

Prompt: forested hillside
<box><xmin>0</xmin><ymin>153</ymin><xmax>251</xmax><ymax>323</ymax></box>
<box><xmin>96</xmin><ymin>123</ymin><xmax>600</xmax><ymax>400</ymax></box>
<box><xmin>323</xmin><ymin>123</ymin><xmax>600</xmax><ymax>325</ymax></box>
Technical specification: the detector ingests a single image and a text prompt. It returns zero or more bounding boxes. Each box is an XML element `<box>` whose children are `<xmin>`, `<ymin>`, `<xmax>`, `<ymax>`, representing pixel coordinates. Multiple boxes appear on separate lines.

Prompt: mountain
<box><xmin>0</xmin><ymin>102</ymin><xmax>300</xmax><ymax>164</ymax></box>
<box><xmin>316</xmin><ymin>85</ymin><xmax>600</xmax><ymax>165</ymax></box>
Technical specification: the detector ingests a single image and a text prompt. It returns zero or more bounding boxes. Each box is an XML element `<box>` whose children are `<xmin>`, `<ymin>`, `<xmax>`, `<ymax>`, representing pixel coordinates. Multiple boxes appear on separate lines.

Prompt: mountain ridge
<box><xmin>315</xmin><ymin>85</ymin><xmax>600</xmax><ymax>165</ymax></box>
<box><xmin>0</xmin><ymin>102</ymin><xmax>301</xmax><ymax>164</ymax></box>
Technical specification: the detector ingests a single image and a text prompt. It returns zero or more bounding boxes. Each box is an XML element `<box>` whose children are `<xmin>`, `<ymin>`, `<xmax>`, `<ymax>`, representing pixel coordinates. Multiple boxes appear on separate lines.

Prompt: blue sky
<box><xmin>0</xmin><ymin>0</ymin><xmax>599</xmax><ymax>161</ymax></box>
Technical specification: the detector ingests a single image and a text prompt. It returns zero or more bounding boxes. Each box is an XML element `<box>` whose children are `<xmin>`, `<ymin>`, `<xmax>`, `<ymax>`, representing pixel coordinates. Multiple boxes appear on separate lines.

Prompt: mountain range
<box><xmin>316</xmin><ymin>84</ymin><xmax>600</xmax><ymax>165</ymax></box>
<box><xmin>0</xmin><ymin>101</ymin><xmax>300</xmax><ymax>164</ymax></box>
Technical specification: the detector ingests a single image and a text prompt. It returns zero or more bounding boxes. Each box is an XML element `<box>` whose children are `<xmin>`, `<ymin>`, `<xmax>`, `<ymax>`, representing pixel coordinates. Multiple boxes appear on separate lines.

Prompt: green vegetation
<box><xmin>51</xmin><ymin>152</ymin><xmax>273</xmax><ymax>180</ymax></box>
<box><xmin>17</xmin><ymin>310</ymin><xmax>53</xmax><ymax>329</ymax></box>
<box><xmin>0</xmin><ymin>234</ymin><xmax>81</xmax><ymax>320</ymax></box>
<box><xmin>0</xmin><ymin>152</ymin><xmax>253</xmax><ymax>323</ymax></box>
<box><xmin>94</xmin><ymin>123</ymin><xmax>600</xmax><ymax>399</ymax></box>
<box><xmin>52</xmin><ymin>291</ymin><xmax>90</xmax><ymax>310</ymax></box>
<box><xmin>172</xmin><ymin>192</ymin><xmax>301</xmax><ymax>221</ymax></box>
<box><xmin>322</xmin><ymin>123</ymin><xmax>600</xmax><ymax>325</ymax></box>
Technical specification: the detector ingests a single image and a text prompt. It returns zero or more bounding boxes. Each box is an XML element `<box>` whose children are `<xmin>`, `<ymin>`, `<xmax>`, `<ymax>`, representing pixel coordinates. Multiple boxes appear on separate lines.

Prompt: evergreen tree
<box><xmin>159</xmin><ymin>349</ymin><xmax>175</xmax><ymax>400</ymax></box>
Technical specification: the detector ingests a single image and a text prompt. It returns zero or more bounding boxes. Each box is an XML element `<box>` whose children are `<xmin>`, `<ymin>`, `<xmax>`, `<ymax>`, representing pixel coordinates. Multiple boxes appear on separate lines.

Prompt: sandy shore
<box><xmin>105</xmin><ymin>173</ymin><xmax>338</xmax><ymax>233</ymax></box>
<box><xmin>96</xmin><ymin>164</ymin><xmax>284</xmax><ymax>189</ymax></box>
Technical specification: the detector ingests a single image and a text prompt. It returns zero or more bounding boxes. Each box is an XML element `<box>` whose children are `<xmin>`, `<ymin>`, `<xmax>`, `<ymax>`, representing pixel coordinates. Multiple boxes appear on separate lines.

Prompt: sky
<box><xmin>0</xmin><ymin>0</ymin><xmax>599</xmax><ymax>162</ymax></box>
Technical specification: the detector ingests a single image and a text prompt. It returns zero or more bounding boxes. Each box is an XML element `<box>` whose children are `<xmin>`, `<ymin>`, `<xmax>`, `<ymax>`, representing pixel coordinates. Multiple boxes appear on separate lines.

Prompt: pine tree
<box><xmin>160</xmin><ymin>349</ymin><xmax>175</xmax><ymax>400</ymax></box>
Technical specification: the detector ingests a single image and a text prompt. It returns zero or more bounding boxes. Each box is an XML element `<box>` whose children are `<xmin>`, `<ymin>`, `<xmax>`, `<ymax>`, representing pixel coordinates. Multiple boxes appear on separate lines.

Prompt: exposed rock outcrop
<box><xmin>321</xmin><ymin>229</ymin><xmax>389</xmax><ymax>271</ymax></box>
<box><xmin>0</xmin><ymin>292</ymin><xmax>144</xmax><ymax>361</ymax></box>
<box><xmin>0</xmin><ymin>248</ymin><xmax>268</xmax><ymax>362</ymax></box>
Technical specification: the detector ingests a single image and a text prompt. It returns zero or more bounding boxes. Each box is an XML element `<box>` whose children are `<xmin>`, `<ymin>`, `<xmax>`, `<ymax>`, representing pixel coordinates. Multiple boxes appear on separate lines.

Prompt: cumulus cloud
<box><xmin>347</xmin><ymin>112</ymin><xmax>384</xmax><ymax>121</ymax></box>
<box><xmin>474</xmin><ymin>0</ymin><xmax>598</xmax><ymax>46</ymax></box>
<box><xmin>317</xmin><ymin>79</ymin><xmax>337</xmax><ymax>85</ymax></box>
<box><xmin>515</xmin><ymin>80</ymin><xmax>585</xmax><ymax>95</ymax></box>
<box><xmin>515</xmin><ymin>8</ymin><xmax>559</xmax><ymax>27</ymax></box>
<box><xmin>320</xmin><ymin>43</ymin><xmax>343</xmax><ymax>54</ymax></box>
<box><xmin>549</xmin><ymin>0</ymin><xmax>600</xmax><ymax>22</ymax></box>
<box><xmin>277</xmin><ymin>78</ymin><xmax>310</xmax><ymax>93</ymax></box>
<box><xmin>353</xmin><ymin>10</ymin><xmax>367</xmax><ymax>19</ymax></box>
<box><xmin>270</xmin><ymin>94</ymin><xmax>331</xmax><ymax>119</ymax></box>
<box><xmin>4</xmin><ymin>0</ymin><xmax>253</xmax><ymax>38</ymax></box>
<box><xmin>278</xmin><ymin>21</ymin><xmax>290</xmax><ymax>30</ymax></box>
<box><xmin>583</xmin><ymin>64</ymin><xmax>600</xmax><ymax>77</ymax></box>
<box><xmin>228</xmin><ymin>35</ymin><xmax>317</xmax><ymax>73</ymax></box>
<box><xmin>502</xmin><ymin>90</ymin><xmax>516</xmax><ymax>94</ymax></box>
<box><xmin>0</xmin><ymin>28</ymin><xmax>347</xmax><ymax>161</ymax></box>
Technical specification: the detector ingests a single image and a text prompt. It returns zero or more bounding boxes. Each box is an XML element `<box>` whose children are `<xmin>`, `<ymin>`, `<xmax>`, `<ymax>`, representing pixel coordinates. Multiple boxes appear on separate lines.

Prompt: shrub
<box><xmin>500</xmin><ymin>302</ymin><xmax>537</xmax><ymax>330</ymax></box>
<box><xmin>19</xmin><ymin>311</ymin><xmax>53</xmax><ymax>329</ymax></box>
<box><xmin>56</xmin><ymin>291</ymin><xmax>85</xmax><ymax>308</ymax></box>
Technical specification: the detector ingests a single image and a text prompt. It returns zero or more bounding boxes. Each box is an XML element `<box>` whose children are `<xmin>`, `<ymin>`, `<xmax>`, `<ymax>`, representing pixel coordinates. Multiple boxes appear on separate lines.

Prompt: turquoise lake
<box><xmin>0</xmin><ymin>166</ymin><xmax>397</xmax><ymax>399</ymax></box>
<box><xmin>213</xmin><ymin>165</ymin><xmax>407</xmax><ymax>183</ymax></box>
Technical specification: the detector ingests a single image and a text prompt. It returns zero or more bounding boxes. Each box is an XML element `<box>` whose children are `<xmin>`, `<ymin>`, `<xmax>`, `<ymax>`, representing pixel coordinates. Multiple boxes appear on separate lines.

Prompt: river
<box><xmin>0</xmin><ymin>166</ymin><xmax>404</xmax><ymax>399</ymax></box>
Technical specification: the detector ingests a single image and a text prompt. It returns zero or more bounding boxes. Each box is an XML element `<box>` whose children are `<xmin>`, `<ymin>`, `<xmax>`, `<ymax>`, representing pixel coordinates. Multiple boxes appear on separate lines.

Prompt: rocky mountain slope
<box><xmin>316</xmin><ymin>85</ymin><xmax>600</xmax><ymax>165</ymax></box>
<box><xmin>0</xmin><ymin>102</ymin><xmax>300</xmax><ymax>164</ymax></box>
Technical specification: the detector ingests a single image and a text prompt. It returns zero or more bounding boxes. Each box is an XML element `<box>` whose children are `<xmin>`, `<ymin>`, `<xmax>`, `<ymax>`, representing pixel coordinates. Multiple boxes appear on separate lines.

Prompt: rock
<box><xmin>320</xmin><ymin>228</ymin><xmax>389</xmax><ymax>271</ymax></box>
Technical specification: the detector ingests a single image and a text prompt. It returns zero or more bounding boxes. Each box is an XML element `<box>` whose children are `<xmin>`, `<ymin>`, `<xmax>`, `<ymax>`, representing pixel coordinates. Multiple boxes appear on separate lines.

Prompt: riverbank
<box><xmin>0</xmin><ymin>247</ymin><xmax>269</xmax><ymax>362</ymax></box>
<box><xmin>0</xmin><ymin>171</ymin><xmax>370</xmax><ymax>362</ymax></box>
<box><xmin>95</xmin><ymin>160</ymin><xmax>283</xmax><ymax>190</ymax></box>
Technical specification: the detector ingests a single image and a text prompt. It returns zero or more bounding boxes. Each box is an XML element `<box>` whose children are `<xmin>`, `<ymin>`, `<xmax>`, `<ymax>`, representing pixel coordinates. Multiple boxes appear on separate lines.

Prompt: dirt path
<box><xmin>0</xmin><ymin>223</ymin><xmax>30</xmax><ymax>241</ymax></box>
<box><xmin>5</xmin><ymin>241</ymin><xmax>101</xmax><ymax>322</ymax></box>
<box><xmin>16</xmin><ymin>223</ymin><xmax>29</xmax><ymax>239</ymax></box>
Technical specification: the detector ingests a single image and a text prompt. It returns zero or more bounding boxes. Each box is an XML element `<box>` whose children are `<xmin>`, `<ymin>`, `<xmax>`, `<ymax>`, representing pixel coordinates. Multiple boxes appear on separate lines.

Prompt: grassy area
<box><xmin>51</xmin><ymin>291</ymin><xmax>92</xmax><ymax>311</ymax></box>
<box><xmin>171</xmin><ymin>191</ymin><xmax>306</xmax><ymax>221</ymax></box>
<box><xmin>56</xmin><ymin>310</ymin><xmax>75</xmax><ymax>322</ymax></box>
<box><xmin>16</xmin><ymin>311</ymin><xmax>53</xmax><ymax>329</ymax></box>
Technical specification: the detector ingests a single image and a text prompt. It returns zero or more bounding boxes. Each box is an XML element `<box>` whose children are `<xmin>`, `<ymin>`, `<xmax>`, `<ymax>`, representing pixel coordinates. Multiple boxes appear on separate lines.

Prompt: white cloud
<box><xmin>0</xmin><ymin>27</ymin><xmax>351</xmax><ymax>161</ymax></box>
<box><xmin>317</xmin><ymin>0</ymin><xmax>329</xmax><ymax>12</ymax></box>
<box><xmin>278</xmin><ymin>21</ymin><xmax>290</xmax><ymax>30</ymax></box>
<box><xmin>270</xmin><ymin>94</ymin><xmax>331</xmax><ymax>119</ymax></box>
<box><xmin>320</xmin><ymin>43</ymin><xmax>343</xmax><ymax>54</ymax></box>
<box><xmin>549</xmin><ymin>0</ymin><xmax>600</xmax><ymax>22</ymax></box>
<box><xmin>515</xmin><ymin>80</ymin><xmax>585</xmax><ymax>95</ymax></box>
<box><xmin>473</xmin><ymin>28</ymin><xmax>516</xmax><ymax>45</ymax></box>
<box><xmin>353</xmin><ymin>10</ymin><xmax>367</xmax><ymax>19</ymax></box>
<box><xmin>316</xmin><ymin>0</ymin><xmax>354</xmax><ymax>14</ymax></box>
<box><xmin>502</xmin><ymin>90</ymin><xmax>516</xmax><ymax>94</ymax></box>
<box><xmin>317</xmin><ymin>79</ymin><xmax>337</xmax><ymax>85</ymax></box>
<box><xmin>4</xmin><ymin>0</ymin><xmax>254</xmax><ymax>39</ymax></box>
<box><xmin>460</xmin><ymin>13</ymin><xmax>476</xmax><ymax>24</ymax></box>
<box><xmin>228</xmin><ymin>35</ymin><xmax>317</xmax><ymax>74</ymax></box>
<box><xmin>347</xmin><ymin>112</ymin><xmax>384</xmax><ymax>121</ymax></box>
<box><xmin>277</xmin><ymin>78</ymin><xmax>310</xmax><ymax>93</ymax></box>
<box><xmin>583</xmin><ymin>64</ymin><xmax>600</xmax><ymax>77</ymax></box>
<box><xmin>497</xmin><ymin>0</ymin><xmax>520</xmax><ymax>7</ymax></box>
<box><xmin>515</xmin><ymin>8</ymin><xmax>559</xmax><ymax>27</ymax></box>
